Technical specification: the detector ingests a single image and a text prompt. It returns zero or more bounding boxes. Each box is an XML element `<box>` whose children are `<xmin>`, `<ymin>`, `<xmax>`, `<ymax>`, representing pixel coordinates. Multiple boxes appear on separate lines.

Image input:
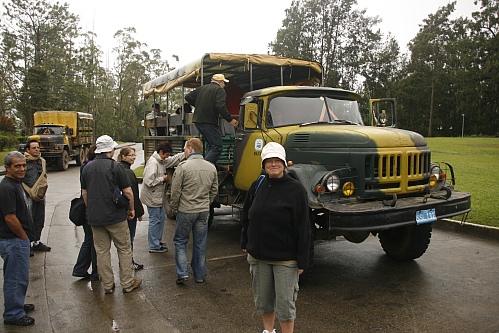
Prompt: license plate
<box><xmin>416</xmin><ymin>208</ymin><xmax>437</xmax><ymax>224</ymax></box>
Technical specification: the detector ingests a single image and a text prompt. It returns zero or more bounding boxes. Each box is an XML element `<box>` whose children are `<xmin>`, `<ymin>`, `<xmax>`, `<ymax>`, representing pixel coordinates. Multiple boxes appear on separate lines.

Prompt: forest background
<box><xmin>0</xmin><ymin>0</ymin><xmax>497</xmax><ymax>145</ymax></box>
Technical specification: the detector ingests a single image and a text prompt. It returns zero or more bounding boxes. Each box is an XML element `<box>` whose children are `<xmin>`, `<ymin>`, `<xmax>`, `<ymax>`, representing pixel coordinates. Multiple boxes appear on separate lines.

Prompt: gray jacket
<box><xmin>140</xmin><ymin>151</ymin><xmax>185</xmax><ymax>207</ymax></box>
<box><xmin>170</xmin><ymin>154</ymin><xmax>218</xmax><ymax>214</ymax></box>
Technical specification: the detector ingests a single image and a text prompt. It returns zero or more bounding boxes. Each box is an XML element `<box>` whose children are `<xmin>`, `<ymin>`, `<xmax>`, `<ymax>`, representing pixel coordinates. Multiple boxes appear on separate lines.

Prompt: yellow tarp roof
<box><xmin>143</xmin><ymin>53</ymin><xmax>323</xmax><ymax>98</ymax></box>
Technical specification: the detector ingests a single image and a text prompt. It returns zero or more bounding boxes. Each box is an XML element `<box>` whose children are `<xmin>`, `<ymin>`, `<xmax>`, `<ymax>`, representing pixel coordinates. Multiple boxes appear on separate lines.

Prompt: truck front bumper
<box><xmin>322</xmin><ymin>190</ymin><xmax>471</xmax><ymax>232</ymax></box>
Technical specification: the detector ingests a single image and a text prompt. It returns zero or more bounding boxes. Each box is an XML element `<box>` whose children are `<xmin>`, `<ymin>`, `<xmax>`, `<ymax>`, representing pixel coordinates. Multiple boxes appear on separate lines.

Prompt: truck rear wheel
<box><xmin>75</xmin><ymin>147</ymin><xmax>85</xmax><ymax>166</ymax></box>
<box><xmin>58</xmin><ymin>150</ymin><xmax>70</xmax><ymax>171</ymax></box>
<box><xmin>378</xmin><ymin>223</ymin><xmax>432</xmax><ymax>260</ymax></box>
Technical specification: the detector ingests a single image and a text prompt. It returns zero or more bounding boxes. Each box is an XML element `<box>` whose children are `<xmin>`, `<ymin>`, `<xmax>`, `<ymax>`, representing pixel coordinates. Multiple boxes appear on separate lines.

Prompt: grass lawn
<box><xmin>426</xmin><ymin>137</ymin><xmax>499</xmax><ymax>228</ymax></box>
<box><xmin>0</xmin><ymin>149</ymin><xmax>18</xmax><ymax>164</ymax></box>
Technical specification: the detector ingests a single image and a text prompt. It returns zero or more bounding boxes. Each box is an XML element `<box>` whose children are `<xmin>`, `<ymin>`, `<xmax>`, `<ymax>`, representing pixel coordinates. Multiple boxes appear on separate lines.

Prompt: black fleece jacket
<box><xmin>240</xmin><ymin>174</ymin><xmax>311</xmax><ymax>270</ymax></box>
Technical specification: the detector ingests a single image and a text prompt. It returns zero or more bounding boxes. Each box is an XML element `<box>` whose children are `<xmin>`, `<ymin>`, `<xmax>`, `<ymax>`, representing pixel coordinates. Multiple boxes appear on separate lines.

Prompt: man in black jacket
<box><xmin>81</xmin><ymin>135</ymin><xmax>142</xmax><ymax>294</ymax></box>
<box><xmin>185</xmin><ymin>73</ymin><xmax>238</xmax><ymax>164</ymax></box>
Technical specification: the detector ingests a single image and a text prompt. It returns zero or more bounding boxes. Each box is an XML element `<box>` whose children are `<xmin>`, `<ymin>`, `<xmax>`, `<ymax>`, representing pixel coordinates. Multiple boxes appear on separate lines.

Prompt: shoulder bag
<box><xmin>22</xmin><ymin>158</ymin><xmax>48</xmax><ymax>202</ymax></box>
<box><xmin>69</xmin><ymin>196</ymin><xmax>86</xmax><ymax>226</ymax></box>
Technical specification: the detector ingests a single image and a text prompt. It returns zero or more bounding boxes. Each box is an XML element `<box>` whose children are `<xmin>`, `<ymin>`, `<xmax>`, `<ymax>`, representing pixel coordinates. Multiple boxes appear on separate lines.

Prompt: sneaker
<box><xmin>4</xmin><ymin>315</ymin><xmax>35</xmax><ymax>326</ymax></box>
<box><xmin>262</xmin><ymin>330</ymin><xmax>276</xmax><ymax>333</ymax></box>
<box><xmin>195</xmin><ymin>279</ymin><xmax>204</xmax><ymax>283</ymax></box>
<box><xmin>176</xmin><ymin>276</ymin><xmax>189</xmax><ymax>284</ymax></box>
<box><xmin>123</xmin><ymin>278</ymin><xmax>142</xmax><ymax>293</ymax></box>
<box><xmin>132</xmin><ymin>261</ymin><xmax>144</xmax><ymax>270</ymax></box>
<box><xmin>148</xmin><ymin>245</ymin><xmax>168</xmax><ymax>253</ymax></box>
<box><xmin>23</xmin><ymin>304</ymin><xmax>35</xmax><ymax>313</ymax></box>
<box><xmin>33</xmin><ymin>242</ymin><xmax>51</xmax><ymax>252</ymax></box>
<box><xmin>160</xmin><ymin>242</ymin><xmax>167</xmax><ymax>247</ymax></box>
<box><xmin>104</xmin><ymin>283</ymin><xmax>115</xmax><ymax>294</ymax></box>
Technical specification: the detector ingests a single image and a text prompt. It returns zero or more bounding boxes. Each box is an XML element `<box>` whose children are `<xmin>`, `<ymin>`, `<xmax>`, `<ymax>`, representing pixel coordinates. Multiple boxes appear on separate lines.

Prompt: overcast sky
<box><xmin>12</xmin><ymin>0</ymin><xmax>482</xmax><ymax>67</ymax></box>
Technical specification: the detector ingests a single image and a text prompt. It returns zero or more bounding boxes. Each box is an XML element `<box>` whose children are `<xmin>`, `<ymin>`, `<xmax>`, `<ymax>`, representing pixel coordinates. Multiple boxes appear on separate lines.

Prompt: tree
<box><xmin>465</xmin><ymin>0</ymin><xmax>499</xmax><ymax>136</ymax></box>
<box><xmin>270</xmin><ymin>0</ymin><xmax>388</xmax><ymax>91</ymax></box>
<box><xmin>397</xmin><ymin>2</ymin><xmax>466</xmax><ymax>137</ymax></box>
<box><xmin>0</xmin><ymin>0</ymin><xmax>79</xmax><ymax>131</ymax></box>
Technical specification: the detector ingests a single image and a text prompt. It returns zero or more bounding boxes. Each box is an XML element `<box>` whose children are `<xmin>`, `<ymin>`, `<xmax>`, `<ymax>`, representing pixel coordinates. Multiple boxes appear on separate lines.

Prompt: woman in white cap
<box><xmin>241</xmin><ymin>142</ymin><xmax>311</xmax><ymax>333</ymax></box>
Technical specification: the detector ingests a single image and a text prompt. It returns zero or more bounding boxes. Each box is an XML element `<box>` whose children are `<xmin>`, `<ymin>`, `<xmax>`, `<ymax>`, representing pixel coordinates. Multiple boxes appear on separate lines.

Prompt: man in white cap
<box><xmin>185</xmin><ymin>73</ymin><xmax>238</xmax><ymax>164</ymax></box>
<box><xmin>81</xmin><ymin>135</ymin><xmax>142</xmax><ymax>294</ymax></box>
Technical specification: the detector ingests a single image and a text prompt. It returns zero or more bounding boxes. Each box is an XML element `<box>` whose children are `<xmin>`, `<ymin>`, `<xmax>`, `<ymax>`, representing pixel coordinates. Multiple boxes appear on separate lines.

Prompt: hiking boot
<box><xmin>123</xmin><ymin>278</ymin><xmax>142</xmax><ymax>293</ymax></box>
<box><xmin>4</xmin><ymin>315</ymin><xmax>35</xmax><ymax>326</ymax></box>
<box><xmin>148</xmin><ymin>245</ymin><xmax>168</xmax><ymax>253</ymax></box>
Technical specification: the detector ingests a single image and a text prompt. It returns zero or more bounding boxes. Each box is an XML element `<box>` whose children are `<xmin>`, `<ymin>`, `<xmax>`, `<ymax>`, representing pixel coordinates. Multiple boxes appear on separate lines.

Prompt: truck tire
<box><xmin>378</xmin><ymin>223</ymin><xmax>432</xmax><ymax>260</ymax></box>
<box><xmin>58</xmin><ymin>150</ymin><xmax>70</xmax><ymax>171</ymax></box>
<box><xmin>75</xmin><ymin>148</ymin><xmax>85</xmax><ymax>166</ymax></box>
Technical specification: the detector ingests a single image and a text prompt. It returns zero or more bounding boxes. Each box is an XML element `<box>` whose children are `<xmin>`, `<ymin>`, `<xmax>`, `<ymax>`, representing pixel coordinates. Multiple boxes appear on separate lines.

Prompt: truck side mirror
<box><xmin>243</xmin><ymin>103</ymin><xmax>259</xmax><ymax>129</ymax></box>
<box><xmin>369</xmin><ymin>98</ymin><xmax>397</xmax><ymax>127</ymax></box>
<box><xmin>69</xmin><ymin>128</ymin><xmax>74</xmax><ymax>135</ymax></box>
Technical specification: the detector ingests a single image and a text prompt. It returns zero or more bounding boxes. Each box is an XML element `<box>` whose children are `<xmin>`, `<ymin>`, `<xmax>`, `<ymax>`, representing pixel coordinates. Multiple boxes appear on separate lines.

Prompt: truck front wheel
<box><xmin>58</xmin><ymin>150</ymin><xmax>70</xmax><ymax>171</ymax></box>
<box><xmin>378</xmin><ymin>223</ymin><xmax>432</xmax><ymax>260</ymax></box>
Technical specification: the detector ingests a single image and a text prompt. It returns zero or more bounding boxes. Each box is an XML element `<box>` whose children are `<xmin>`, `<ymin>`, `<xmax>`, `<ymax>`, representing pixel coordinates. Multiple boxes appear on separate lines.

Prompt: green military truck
<box><xmin>142</xmin><ymin>53</ymin><xmax>471</xmax><ymax>261</ymax></box>
<box><xmin>21</xmin><ymin>111</ymin><xmax>94</xmax><ymax>171</ymax></box>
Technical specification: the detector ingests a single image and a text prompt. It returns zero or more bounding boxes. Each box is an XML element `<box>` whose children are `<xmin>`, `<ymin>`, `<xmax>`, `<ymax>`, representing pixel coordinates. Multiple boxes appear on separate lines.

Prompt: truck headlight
<box><xmin>429</xmin><ymin>165</ymin><xmax>446</xmax><ymax>190</ymax></box>
<box><xmin>325</xmin><ymin>173</ymin><xmax>341</xmax><ymax>192</ymax></box>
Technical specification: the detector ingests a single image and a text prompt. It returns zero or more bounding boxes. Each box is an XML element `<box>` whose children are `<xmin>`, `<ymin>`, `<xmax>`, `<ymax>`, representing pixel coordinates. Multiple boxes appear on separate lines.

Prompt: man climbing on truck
<box><xmin>185</xmin><ymin>73</ymin><xmax>238</xmax><ymax>164</ymax></box>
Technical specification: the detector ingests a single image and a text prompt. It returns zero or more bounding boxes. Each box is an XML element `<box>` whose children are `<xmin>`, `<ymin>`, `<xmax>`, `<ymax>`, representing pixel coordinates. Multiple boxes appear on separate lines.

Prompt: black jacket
<box><xmin>186</xmin><ymin>82</ymin><xmax>233</xmax><ymax>125</ymax></box>
<box><xmin>81</xmin><ymin>154</ymin><xmax>130</xmax><ymax>226</ymax></box>
<box><xmin>120</xmin><ymin>160</ymin><xmax>145</xmax><ymax>218</ymax></box>
<box><xmin>241</xmin><ymin>174</ymin><xmax>311</xmax><ymax>269</ymax></box>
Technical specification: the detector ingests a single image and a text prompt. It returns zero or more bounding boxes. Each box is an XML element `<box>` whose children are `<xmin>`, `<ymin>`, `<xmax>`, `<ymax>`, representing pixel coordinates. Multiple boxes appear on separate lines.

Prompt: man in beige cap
<box><xmin>185</xmin><ymin>73</ymin><xmax>238</xmax><ymax>164</ymax></box>
<box><xmin>81</xmin><ymin>135</ymin><xmax>142</xmax><ymax>294</ymax></box>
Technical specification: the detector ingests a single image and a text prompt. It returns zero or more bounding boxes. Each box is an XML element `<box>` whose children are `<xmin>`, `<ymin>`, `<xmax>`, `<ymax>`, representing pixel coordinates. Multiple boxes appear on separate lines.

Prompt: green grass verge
<box><xmin>426</xmin><ymin>137</ymin><xmax>499</xmax><ymax>228</ymax></box>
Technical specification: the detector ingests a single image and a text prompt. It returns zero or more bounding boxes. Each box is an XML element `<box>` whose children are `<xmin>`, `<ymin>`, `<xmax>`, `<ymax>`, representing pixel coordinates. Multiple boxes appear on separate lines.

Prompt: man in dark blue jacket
<box><xmin>185</xmin><ymin>73</ymin><xmax>238</xmax><ymax>164</ymax></box>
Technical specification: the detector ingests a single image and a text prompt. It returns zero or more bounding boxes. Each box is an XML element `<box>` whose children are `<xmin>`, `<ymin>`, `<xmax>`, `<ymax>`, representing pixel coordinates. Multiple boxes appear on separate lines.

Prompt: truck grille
<box><xmin>365</xmin><ymin>151</ymin><xmax>430</xmax><ymax>191</ymax></box>
<box><xmin>39</xmin><ymin>141</ymin><xmax>58</xmax><ymax>151</ymax></box>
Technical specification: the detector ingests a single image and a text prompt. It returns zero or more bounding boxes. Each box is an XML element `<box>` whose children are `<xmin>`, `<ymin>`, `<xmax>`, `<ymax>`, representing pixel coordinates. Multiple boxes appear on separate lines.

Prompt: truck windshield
<box><xmin>35</xmin><ymin>127</ymin><xmax>63</xmax><ymax>135</ymax></box>
<box><xmin>267</xmin><ymin>95</ymin><xmax>363</xmax><ymax>127</ymax></box>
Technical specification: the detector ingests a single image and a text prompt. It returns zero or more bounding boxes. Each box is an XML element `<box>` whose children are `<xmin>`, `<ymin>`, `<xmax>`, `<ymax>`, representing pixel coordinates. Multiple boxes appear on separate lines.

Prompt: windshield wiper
<box><xmin>333</xmin><ymin>119</ymin><xmax>359</xmax><ymax>125</ymax></box>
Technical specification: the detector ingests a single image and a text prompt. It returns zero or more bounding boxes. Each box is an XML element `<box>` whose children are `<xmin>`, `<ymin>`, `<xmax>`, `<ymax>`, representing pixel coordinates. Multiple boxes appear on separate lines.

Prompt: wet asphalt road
<box><xmin>1</xmin><ymin>145</ymin><xmax>498</xmax><ymax>333</ymax></box>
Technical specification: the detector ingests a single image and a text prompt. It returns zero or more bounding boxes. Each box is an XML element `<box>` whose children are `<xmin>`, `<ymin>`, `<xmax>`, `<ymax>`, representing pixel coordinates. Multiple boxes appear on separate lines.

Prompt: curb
<box><xmin>434</xmin><ymin>219</ymin><xmax>499</xmax><ymax>242</ymax></box>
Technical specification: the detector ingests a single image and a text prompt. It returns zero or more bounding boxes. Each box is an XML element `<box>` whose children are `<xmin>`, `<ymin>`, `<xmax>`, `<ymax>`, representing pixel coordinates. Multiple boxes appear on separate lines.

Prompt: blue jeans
<box><xmin>173</xmin><ymin>211</ymin><xmax>209</xmax><ymax>281</ymax></box>
<box><xmin>147</xmin><ymin>206</ymin><xmax>166</xmax><ymax>250</ymax></box>
<box><xmin>0</xmin><ymin>237</ymin><xmax>30</xmax><ymax>321</ymax></box>
<box><xmin>195</xmin><ymin>123</ymin><xmax>223</xmax><ymax>164</ymax></box>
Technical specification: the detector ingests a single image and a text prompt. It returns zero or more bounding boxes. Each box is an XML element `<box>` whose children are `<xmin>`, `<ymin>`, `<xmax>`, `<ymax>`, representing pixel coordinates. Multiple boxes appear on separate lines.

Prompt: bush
<box><xmin>0</xmin><ymin>133</ymin><xmax>19</xmax><ymax>151</ymax></box>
